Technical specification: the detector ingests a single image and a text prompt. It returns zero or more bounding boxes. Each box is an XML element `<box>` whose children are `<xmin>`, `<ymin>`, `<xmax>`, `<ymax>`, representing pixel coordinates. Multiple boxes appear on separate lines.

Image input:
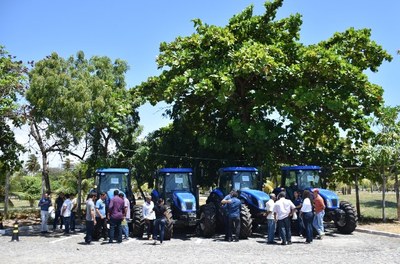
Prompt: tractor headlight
<box><xmin>258</xmin><ymin>200</ymin><xmax>264</xmax><ymax>209</ymax></box>
<box><xmin>326</xmin><ymin>199</ymin><xmax>332</xmax><ymax>208</ymax></box>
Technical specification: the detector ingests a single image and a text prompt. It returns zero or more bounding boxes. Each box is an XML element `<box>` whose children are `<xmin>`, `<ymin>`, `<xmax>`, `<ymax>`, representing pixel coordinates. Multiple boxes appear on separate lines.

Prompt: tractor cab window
<box><xmin>164</xmin><ymin>173</ymin><xmax>191</xmax><ymax>193</ymax></box>
<box><xmin>98</xmin><ymin>173</ymin><xmax>128</xmax><ymax>193</ymax></box>
<box><xmin>297</xmin><ymin>170</ymin><xmax>321</xmax><ymax>190</ymax></box>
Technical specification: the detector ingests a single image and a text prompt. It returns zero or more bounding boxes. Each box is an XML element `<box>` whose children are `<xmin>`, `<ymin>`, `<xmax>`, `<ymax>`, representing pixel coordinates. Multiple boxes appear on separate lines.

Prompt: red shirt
<box><xmin>314</xmin><ymin>195</ymin><xmax>325</xmax><ymax>213</ymax></box>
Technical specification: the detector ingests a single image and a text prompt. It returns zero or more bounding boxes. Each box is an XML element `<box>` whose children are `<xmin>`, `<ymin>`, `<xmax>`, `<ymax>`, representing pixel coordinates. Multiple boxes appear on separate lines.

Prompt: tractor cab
<box><xmin>280</xmin><ymin>165</ymin><xmax>322</xmax><ymax>201</ymax></box>
<box><xmin>280</xmin><ymin>165</ymin><xmax>357</xmax><ymax>234</ymax></box>
<box><xmin>151</xmin><ymin>168</ymin><xmax>197</xmax><ymax>228</ymax></box>
<box><xmin>95</xmin><ymin>168</ymin><xmax>135</xmax><ymax>205</ymax></box>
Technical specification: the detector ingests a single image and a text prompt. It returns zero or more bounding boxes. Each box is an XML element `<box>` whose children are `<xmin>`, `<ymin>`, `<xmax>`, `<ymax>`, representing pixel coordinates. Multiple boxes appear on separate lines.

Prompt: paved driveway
<box><xmin>0</xmin><ymin>226</ymin><xmax>399</xmax><ymax>264</ymax></box>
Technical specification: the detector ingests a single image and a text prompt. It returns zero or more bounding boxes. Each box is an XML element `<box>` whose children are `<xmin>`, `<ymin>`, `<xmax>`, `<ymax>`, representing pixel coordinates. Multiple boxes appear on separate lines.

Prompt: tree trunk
<box><xmin>355</xmin><ymin>173</ymin><xmax>361</xmax><ymax>219</ymax></box>
<box><xmin>4</xmin><ymin>171</ymin><xmax>11</xmax><ymax>219</ymax></box>
<box><xmin>382</xmin><ymin>166</ymin><xmax>386</xmax><ymax>223</ymax></box>
<box><xmin>41</xmin><ymin>152</ymin><xmax>51</xmax><ymax>193</ymax></box>
<box><xmin>395</xmin><ymin>165</ymin><xmax>400</xmax><ymax>221</ymax></box>
<box><xmin>77</xmin><ymin>170</ymin><xmax>82</xmax><ymax>223</ymax></box>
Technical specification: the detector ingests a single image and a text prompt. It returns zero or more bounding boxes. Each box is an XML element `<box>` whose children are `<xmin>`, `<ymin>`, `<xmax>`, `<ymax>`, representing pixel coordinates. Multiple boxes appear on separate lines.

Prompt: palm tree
<box><xmin>25</xmin><ymin>154</ymin><xmax>40</xmax><ymax>175</ymax></box>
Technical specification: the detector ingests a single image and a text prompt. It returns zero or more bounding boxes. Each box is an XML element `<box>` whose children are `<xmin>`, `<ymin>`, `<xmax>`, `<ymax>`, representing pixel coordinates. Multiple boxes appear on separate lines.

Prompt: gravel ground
<box><xmin>1</xmin><ymin>225</ymin><xmax>399</xmax><ymax>264</ymax></box>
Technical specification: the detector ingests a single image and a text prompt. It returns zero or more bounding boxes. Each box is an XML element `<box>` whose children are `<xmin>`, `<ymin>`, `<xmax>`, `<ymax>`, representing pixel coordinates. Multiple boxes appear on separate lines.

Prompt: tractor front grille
<box><xmin>185</xmin><ymin>202</ymin><xmax>193</xmax><ymax>210</ymax></box>
<box><xmin>331</xmin><ymin>199</ymin><xmax>338</xmax><ymax>207</ymax></box>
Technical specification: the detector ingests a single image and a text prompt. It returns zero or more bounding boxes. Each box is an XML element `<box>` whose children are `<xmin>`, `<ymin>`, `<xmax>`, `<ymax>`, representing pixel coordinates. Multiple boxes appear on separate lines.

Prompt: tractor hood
<box><xmin>240</xmin><ymin>189</ymin><xmax>270</xmax><ymax>210</ymax></box>
<box><xmin>173</xmin><ymin>191</ymin><xmax>196</xmax><ymax>213</ymax></box>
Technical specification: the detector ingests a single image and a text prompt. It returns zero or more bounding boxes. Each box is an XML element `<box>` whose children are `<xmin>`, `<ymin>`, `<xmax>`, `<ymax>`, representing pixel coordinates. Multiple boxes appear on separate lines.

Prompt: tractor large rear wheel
<box><xmin>163</xmin><ymin>206</ymin><xmax>174</xmax><ymax>240</ymax></box>
<box><xmin>240</xmin><ymin>204</ymin><xmax>252</xmax><ymax>239</ymax></box>
<box><xmin>198</xmin><ymin>203</ymin><xmax>216</xmax><ymax>238</ymax></box>
<box><xmin>336</xmin><ymin>201</ymin><xmax>357</xmax><ymax>234</ymax></box>
<box><xmin>131</xmin><ymin>205</ymin><xmax>144</xmax><ymax>238</ymax></box>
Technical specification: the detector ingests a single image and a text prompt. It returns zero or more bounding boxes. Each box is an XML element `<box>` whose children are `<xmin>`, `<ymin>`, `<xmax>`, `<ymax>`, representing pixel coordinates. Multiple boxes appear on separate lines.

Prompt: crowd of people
<box><xmin>38</xmin><ymin>190</ymin><xmax>167</xmax><ymax>245</ymax></box>
<box><xmin>38</xmin><ymin>188</ymin><xmax>326</xmax><ymax>245</ymax></box>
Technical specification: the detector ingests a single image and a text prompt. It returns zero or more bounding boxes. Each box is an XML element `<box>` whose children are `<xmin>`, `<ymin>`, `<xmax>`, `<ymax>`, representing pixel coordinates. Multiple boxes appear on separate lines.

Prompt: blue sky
<box><xmin>1</xmin><ymin>0</ymin><xmax>399</xmax><ymax>153</ymax></box>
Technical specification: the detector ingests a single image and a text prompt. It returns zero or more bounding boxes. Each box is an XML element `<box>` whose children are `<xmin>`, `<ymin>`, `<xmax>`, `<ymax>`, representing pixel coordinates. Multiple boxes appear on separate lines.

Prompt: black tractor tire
<box><xmin>163</xmin><ymin>206</ymin><xmax>174</xmax><ymax>240</ymax></box>
<box><xmin>198</xmin><ymin>203</ymin><xmax>216</xmax><ymax>238</ymax></box>
<box><xmin>336</xmin><ymin>201</ymin><xmax>357</xmax><ymax>234</ymax></box>
<box><xmin>239</xmin><ymin>204</ymin><xmax>253</xmax><ymax>239</ymax></box>
<box><xmin>131</xmin><ymin>205</ymin><xmax>144</xmax><ymax>238</ymax></box>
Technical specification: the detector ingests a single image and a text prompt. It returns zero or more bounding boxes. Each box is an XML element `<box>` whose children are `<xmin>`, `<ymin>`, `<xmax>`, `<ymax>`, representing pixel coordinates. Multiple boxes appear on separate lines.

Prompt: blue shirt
<box><xmin>95</xmin><ymin>199</ymin><xmax>106</xmax><ymax>217</ymax></box>
<box><xmin>38</xmin><ymin>198</ymin><xmax>52</xmax><ymax>211</ymax></box>
<box><xmin>227</xmin><ymin>197</ymin><xmax>241</xmax><ymax>219</ymax></box>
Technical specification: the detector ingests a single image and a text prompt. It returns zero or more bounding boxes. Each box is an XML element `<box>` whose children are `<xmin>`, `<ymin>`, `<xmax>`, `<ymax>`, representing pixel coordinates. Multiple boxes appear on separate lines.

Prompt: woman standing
<box><xmin>300</xmin><ymin>190</ymin><xmax>314</xmax><ymax>244</ymax></box>
<box><xmin>142</xmin><ymin>196</ymin><xmax>155</xmax><ymax>239</ymax></box>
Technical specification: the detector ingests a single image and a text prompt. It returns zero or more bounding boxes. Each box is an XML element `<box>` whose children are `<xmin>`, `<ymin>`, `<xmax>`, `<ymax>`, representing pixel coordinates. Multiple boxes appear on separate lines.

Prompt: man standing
<box><xmin>53</xmin><ymin>192</ymin><xmax>65</xmax><ymax>231</ymax></box>
<box><xmin>119</xmin><ymin>192</ymin><xmax>130</xmax><ymax>240</ymax></box>
<box><xmin>85</xmin><ymin>193</ymin><xmax>97</xmax><ymax>244</ymax></box>
<box><xmin>221</xmin><ymin>191</ymin><xmax>241</xmax><ymax>242</ymax></box>
<box><xmin>265</xmin><ymin>193</ymin><xmax>276</xmax><ymax>244</ymax></box>
<box><xmin>108</xmin><ymin>190</ymin><xmax>125</xmax><ymax>243</ymax></box>
<box><xmin>61</xmin><ymin>193</ymin><xmax>72</xmax><ymax>234</ymax></box>
<box><xmin>38</xmin><ymin>192</ymin><xmax>52</xmax><ymax>234</ymax></box>
<box><xmin>221</xmin><ymin>189</ymin><xmax>234</xmax><ymax>241</ymax></box>
<box><xmin>70</xmin><ymin>193</ymin><xmax>77</xmax><ymax>232</ymax></box>
<box><xmin>94</xmin><ymin>192</ymin><xmax>107</xmax><ymax>241</ymax></box>
<box><xmin>273</xmin><ymin>191</ymin><xmax>295</xmax><ymax>245</ymax></box>
<box><xmin>153</xmin><ymin>198</ymin><xmax>167</xmax><ymax>245</ymax></box>
<box><xmin>312</xmin><ymin>188</ymin><xmax>326</xmax><ymax>239</ymax></box>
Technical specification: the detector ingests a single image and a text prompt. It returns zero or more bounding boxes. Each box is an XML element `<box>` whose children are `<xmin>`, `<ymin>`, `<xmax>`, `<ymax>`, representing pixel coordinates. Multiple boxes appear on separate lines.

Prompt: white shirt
<box><xmin>124</xmin><ymin>197</ymin><xmax>131</xmax><ymax>219</ymax></box>
<box><xmin>300</xmin><ymin>198</ymin><xmax>312</xmax><ymax>213</ymax></box>
<box><xmin>61</xmin><ymin>199</ymin><xmax>72</xmax><ymax>217</ymax></box>
<box><xmin>273</xmin><ymin>197</ymin><xmax>295</xmax><ymax>220</ymax></box>
<box><xmin>142</xmin><ymin>201</ymin><xmax>155</xmax><ymax>220</ymax></box>
<box><xmin>265</xmin><ymin>199</ymin><xmax>275</xmax><ymax>220</ymax></box>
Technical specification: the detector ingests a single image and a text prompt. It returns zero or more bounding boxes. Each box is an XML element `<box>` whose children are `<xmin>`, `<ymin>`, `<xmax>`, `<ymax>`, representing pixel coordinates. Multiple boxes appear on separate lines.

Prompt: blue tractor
<box><xmin>280</xmin><ymin>165</ymin><xmax>357</xmax><ymax>234</ymax></box>
<box><xmin>94</xmin><ymin>168</ymin><xmax>144</xmax><ymax>237</ymax></box>
<box><xmin>199</xmin><ymin>167</ymin><xmax>270</xmax><ymax>238</ymax></box>
<box><xmin>151</xmin><ymin>168</ymin><xmax>198</xmax><ymax>239</ymax></box>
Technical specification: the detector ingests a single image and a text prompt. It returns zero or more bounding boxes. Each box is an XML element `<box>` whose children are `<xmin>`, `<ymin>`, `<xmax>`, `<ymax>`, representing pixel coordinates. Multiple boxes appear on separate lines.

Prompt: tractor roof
<box><xmin>281</xmin><ymin>165</ymin><xmax>321</xmax><ymax>171</ymax></box>
<box><xmin>158</xmin><ymin>168</ymin><xmax>193</xmax><ymax>173</ymax></box>
<box><xmin>96</xmin><ymin>168</ymin><xmax>130</xmax><ymax>173</ymax></box>
<box><xmin>219</xmin><ymin>167</ymin><xmax>258</xmax><ymax>172</ymax></box>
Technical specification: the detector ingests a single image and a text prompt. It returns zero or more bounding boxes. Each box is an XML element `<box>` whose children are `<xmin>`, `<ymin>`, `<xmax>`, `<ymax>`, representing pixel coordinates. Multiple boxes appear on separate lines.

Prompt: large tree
<box><xmin>26</xmin><ymin>51</ymin><xmax>140</xmax><ymax>193</ymax></box>
<box><xmin>0</xmin><ymin>46</ymin><xmax>26</xmax><ymax>171</ymax></box>
<box><xmin>137</xmin><ymin>0</ymin><xmax>391</xmax><ymax>172</ymax></box>
<box><xmin>0</xmin><ymin>46</ymin><xmax>27</xmax><ymax>217</ymax></box>
<box><xmin>361</xmin><ymin>106</ymin><xmax>400</xmax><ymax>222</ymax></box>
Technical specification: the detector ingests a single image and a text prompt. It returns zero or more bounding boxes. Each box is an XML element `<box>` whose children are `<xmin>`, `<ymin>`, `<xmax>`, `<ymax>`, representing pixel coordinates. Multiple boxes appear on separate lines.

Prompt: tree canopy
<box><xmin>0</xmin><ymin>46</ymin><xmax>27</xmax><ymax>173</ymax></box>
<box><xmin>26</xmin><ymin>51</ymin><xmax>140</xmax><ymax>192</ymax></box>
<box><xmin>137</xmin><ymin>0</ymin><xmax>392</xmax><ymax>172</ymax></box>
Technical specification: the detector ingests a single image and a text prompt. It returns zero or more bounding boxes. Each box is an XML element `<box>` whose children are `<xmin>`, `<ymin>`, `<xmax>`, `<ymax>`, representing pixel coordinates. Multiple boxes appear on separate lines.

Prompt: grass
<box><xmin>339</xmin><ymin>191</ymin><xmax>399</xmax><ymax>222</ymax></box>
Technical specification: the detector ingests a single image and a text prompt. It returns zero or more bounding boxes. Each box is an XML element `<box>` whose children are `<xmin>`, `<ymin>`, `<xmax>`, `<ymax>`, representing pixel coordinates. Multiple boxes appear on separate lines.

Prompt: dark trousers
<box><xmin>70</xmin><ymin>212</ymin><xmax>76</xmax><ymax>231</ymax></box>
<box><xmin>228</xmin><ymin>217</ymin><xmax>240</xmax><ymax>241</ymax></box>
<box><xmin>63</xmin><ymin>216</ymin><xmax>70</xmax><ymax>233</ymax></box>
<box><xmin>303</xmin><ymin>212</ymin><xmax>314</xmax><ymax>243</ymax></box>
<box><xmin>53</xmin><ymin>210</ymin><xmax>63</xmax><ymax>229</ymax></box>
<box><xmin>94</xmin><ymin>217</ymin><xmax>107</xmax><ymax>240</ymax></box>
<box><xmin>153</xmin><ymin>218</ymin><xmax>166</xmax><ymax>243</ymax></box>
<box><xmin>145</xmin><ymin>219</ymin><xmax>154</xmax><ymax>238</ymax></box>
<box><xmin>109</xmin><ymin>218</ymin><xmax>122</xmax><ymax>243</ymax></box>
<box><xmin>85</xmin><ymin>220</ymin><xmax>94</xmax><ymax>244</ymax></box>
<box><xmin>277</xmin><ymin>217</ymin><xmax>291</xmax><ymax>244</ymax></box>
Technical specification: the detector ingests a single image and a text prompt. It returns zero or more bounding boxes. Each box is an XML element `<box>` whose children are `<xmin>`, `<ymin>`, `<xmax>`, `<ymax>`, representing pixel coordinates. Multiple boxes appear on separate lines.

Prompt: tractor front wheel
<box><xmin>336</xmin><ymin>201</ymin><xmax>357</xmax><ymax>234</ymax></box>
<box><xmin>131</xmin><ymin>205</ymin><xmax>144</xmax><ymax>238</ymax></box>
<box><xmin>198</xmin><ymin>203</ymin><xmax>216</xmax><ymax>238</ymax></box>
<box><xmin>239</xmin><ymin>204</ymin><xmax>252</xmax><ymax>239</ymax></box>
<box><xmin>163</xmin><ymin>206</ymin><xmax>174</xmax><ymax>240</ymax></box>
